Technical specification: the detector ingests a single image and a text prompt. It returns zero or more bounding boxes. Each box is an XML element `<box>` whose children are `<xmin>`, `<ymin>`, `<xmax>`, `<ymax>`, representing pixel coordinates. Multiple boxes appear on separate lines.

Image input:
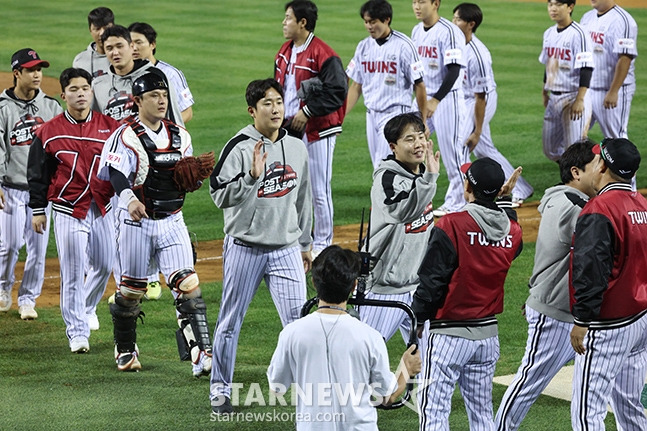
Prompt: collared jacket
<box><xmin>275</xmin><ymin>33</ymin><xmax>347</xmax><ymax>142</ymax></box>
<box><xmin>28</xmin><ymin>110</ymin><xmax>119</xmax><ymax>218</ymax></box>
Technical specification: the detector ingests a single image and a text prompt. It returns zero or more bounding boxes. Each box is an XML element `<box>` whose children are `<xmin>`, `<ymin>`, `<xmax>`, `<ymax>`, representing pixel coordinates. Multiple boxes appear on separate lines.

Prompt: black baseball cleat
<box><xmin>211</xmin><ymin>396</ymin><xmax>234</xmax><ymax>415</ymax></box>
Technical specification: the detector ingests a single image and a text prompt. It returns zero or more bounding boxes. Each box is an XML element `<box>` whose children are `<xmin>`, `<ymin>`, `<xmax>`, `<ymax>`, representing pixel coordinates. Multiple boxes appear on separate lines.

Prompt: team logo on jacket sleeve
<box><xmin>10</xmin><ymin>114</ymin><xmax>45</xmax><ymax>146</ymax></box>
<box><xmin>257</xmin><ymin>161</ymin><xmax>298</xmax><ymax>198</ymax></box>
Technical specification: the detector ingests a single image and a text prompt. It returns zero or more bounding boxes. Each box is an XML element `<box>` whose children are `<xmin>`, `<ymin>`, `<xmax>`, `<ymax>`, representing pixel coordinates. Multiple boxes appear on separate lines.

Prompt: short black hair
<box><xmin>453</xmin><ymin>3</ymin><xmax>483</xmax><ymax>33</ymax></box>
<box><xmin>384</xmin><ymin>113</ymin><xmax>425</xmax><ymax>145</ymax></box>
<box><xmin>128</xmin><ymin>22</ymin><xmax>157</xmax><ymax>55</ymax></box>
<box><xmin>360</xmin><ymin>0</ymin><xmax>392</xmax><ymax>25</ymax></box>
<box><xmin>101</xmin><ymin>24</ymin><xmax>131</xmax><ymax>44</ymax></box>
<box><xmin>285</xmin><ymin>1</ymin><xmax>318</xmax><ymax>32</ymax></box>
<box><xmin>311</xmin><ymin>246</ymin><xmax>361</xmax><ymax>304</ymax></box>
<box><xmin>245</xmin><ymin>78</ymin><xmax>284</xmax><ymax>108</ymax></box>
<box><xmin>59</xmin><ymin>68</ymin><xmax>92</xmax><ymax>92</ymax></box>
<box><xmin>559</xmin><ymin>139</ymin><xmax>596</xmax><ymax>183</ymax></box>
<box><xmin>87</xmin><ymin>7</ymin><xmax>114</xmax><ymax>29</ymax></box>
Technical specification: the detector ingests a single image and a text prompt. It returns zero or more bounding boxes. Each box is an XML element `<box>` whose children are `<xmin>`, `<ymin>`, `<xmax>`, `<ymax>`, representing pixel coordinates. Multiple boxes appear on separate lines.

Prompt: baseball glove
<box><xmin>173</xmin><ymin>151</ymin><xmax>216</xmax><ymax>192</ymax></box>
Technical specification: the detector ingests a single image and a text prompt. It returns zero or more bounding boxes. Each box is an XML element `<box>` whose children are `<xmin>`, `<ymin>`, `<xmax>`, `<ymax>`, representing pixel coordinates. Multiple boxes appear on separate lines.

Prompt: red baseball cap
<box><xmin>11</xmin><ymin>48</ymin><xmax>50</xmax><ymax>70</ymax></box>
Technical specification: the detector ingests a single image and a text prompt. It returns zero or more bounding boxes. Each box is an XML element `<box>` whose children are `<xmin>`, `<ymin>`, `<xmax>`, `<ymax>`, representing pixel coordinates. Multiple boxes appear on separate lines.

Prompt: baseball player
<box><xmin>346</xmin><ymin>0</ymin><xmax>428</xmax><ymax>169</ymax></box>
<box><xmin>209</xmin><ymin>78</ymin><xmax>312</xmax><ymax>415</ymax></box>
<box><xmin>128</xmin><ymin>21</ymin><xmax>197</xmax><ymax>300</ymax></box>
<box><xmin>274</xmin><ymin>0</ymin><xmax>347</xmax><ymax>258</ymax></box>
<box><xmin>92</xmin><ymin>25</ymin><xmax>184</xmax><ymax>127</ymax></box>
<box><xmin>27</xmin><ymin>68</ymin><xmax>119</xmax><ymax>353</ymax></box>
<box><xmin>452</xmin><ymin>2</ymin><xmax>534</xmax><ymax>206</ymax></box>
<box><xmin>98</xmin><ymin>73</ymin><xmax>213</xmax><ymax>375</ymax></box>
<box><xmin>495</xmin><ymin>140</ymin><xmax>598</xmax><ymax>431</ymax></box>
<box><xmin>570</xmin><ymin>138</ymin><xmax>647</xmax><ymax>431</ymax></box>
<box><xmin>360</xmin><ymin>113</ymin><xmax>439</xmax><ymax>349</ymax></box>
<box><xmin>0</xmin><ymin>49</ymin><xmax>62</xmax><ymax>320</ymax></box>
<box><xmin>411</xmin><ymin>0</ymin><xmax>469</xmax><ymax>216</ymax></box>
<box><xmin>129</xmin><ymin>22</ymin><xmax>195</xmax><ymax>124</ymax></box>
<box><xmin>540</xmin><ymin>0</ymin><xmax>594</xmax><ymax>162</ymax></box>
<box><xmin>267</xmin><ymin>246</ymin><xmax>421</xmax><ymax>429</ymax></box>
<box><xmin>412</xmin><ymin>158</ymin><xmax>523</xmax><ymax>430</ymax></box>
<box><xmin>72</xmin><ymin>7</ymin><xmax>114</xmax><ymax>79</ymax></box>
<box><xmin>580</xmin><ymin>0</ymin><xmax>637</xmax><ymax>140</ymax></box>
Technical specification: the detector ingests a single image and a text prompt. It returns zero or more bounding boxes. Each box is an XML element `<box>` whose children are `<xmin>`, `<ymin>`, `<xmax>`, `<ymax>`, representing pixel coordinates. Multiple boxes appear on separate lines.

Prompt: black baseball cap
<box><xmin>592</xmin><ymin>138</ymin><xmax>641</xmax><ymax>179</ymax></box>
<box><xmin>11</xmin><ymin>48</ymin><xmax>50</xmax><ymax>70</ymax></box>
<box><xmin>461</xmin><ymin>157</ymin><xmax>505</xmax><ymax>198</ymax></box>
<box><xmin>132</xmin><ymin>72</ymin><xmax>168</xmax><ymax>97</ymax></box>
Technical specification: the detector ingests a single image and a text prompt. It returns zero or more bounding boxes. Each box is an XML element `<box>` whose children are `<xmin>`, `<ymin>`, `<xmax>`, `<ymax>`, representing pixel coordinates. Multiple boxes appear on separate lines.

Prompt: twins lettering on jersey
<box><xmin>544</xmin><ymin>46</ymin><xmax>572</xmax><ymax>61</ymax></box>
<box><xmin>360</xmin><ymin>60</ymin><xmax>397</xmax><ymax>74</ymax></box>
<box><xmin>590</xmin><ymin>31</ymin><xmax>605</xmax><ymax>45</ymax></box>
<box><xmin>257</xmin><ymin>161</ymin><xmax>297</xmax><ymax>198</ymax></box>
<box><xmin>405</xmin><ymin>203</ymin><xmax>434</xmax><ymax>234</ymax></box>
<box><xmin>418</xmin><ymin>46</ymin><xmax>439</xmax><ymax>59</ymax></box>
<box><xmin>467</xmin><ymin>231</ymin><xmax>514</xmax><ymax>248</ymax></box>
<box><xmin>104</xmin><ymin>91</ymin><xmax>135</xmax><ymax>122</ymax></box>
<box><xmin>628</xmin><ymin>211</ymin><xmax>647</xmax><ymax>225</ymax></box>
<box><xmin>10</xmin><ymin>114</ymin><xmax>45</xmax><ymax>146</ymax></box>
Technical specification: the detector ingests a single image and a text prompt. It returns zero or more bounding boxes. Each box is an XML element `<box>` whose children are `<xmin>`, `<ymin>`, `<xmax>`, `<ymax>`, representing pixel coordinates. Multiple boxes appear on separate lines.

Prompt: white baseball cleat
<box><xmin>0</xmin><ymin>290</ymin><xmax>11</xmax><ymax>312</ymax></box>
<box><xmin>70</xmin><ymin>337</ymin><xmax>90</xmax><ymax>354</ymax></box>
<box><xmin>19</xmin><ymin>305</ymin><xmax>38</xmax><ymax>320</ymax></box>
<box><xmin>87</xmin><ymin>313</ymin><xmax>100</xmax><ymax>331</ymax></box>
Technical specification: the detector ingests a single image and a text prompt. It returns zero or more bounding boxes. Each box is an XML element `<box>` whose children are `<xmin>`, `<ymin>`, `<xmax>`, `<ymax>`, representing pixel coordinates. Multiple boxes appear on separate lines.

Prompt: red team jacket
<box><xmin>413</xmin><ymin>203</ymin><xmax>523</xmax><ymax>327</ymax></box>
<box><xmin>274</xmin><ymin>33</ymin><xmax>346</xmax><ymax>142</ymax></box>
<box><xmin>28</xmin><ymin>111</ymin><xmax>119</xmax><ymax>219</ymax></box>
<box><xmin>570</xmin><ymin>183</ymin><xmax>647</xmax><ymax>327</ymax></box>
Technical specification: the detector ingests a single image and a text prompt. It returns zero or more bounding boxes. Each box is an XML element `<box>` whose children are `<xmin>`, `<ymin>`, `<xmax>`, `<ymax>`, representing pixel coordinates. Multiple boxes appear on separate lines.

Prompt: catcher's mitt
<box><xmin>173</xmin><ymin>151</ymin><xmax>216</xmax><ymax>192</ymax></box>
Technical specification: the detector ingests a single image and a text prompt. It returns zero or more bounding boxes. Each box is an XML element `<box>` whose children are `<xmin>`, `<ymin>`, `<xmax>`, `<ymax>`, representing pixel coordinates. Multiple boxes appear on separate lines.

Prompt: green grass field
<box><xmin>0</xmin><ymin>0</ymin><xmax>645</xmax><ymax>429</ymax></box>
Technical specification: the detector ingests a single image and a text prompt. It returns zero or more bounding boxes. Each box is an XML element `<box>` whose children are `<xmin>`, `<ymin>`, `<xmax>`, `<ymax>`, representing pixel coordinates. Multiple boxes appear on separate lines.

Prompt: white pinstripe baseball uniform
<box><xmin>209</xmin><ymin>124</ymin><xmax>312</xmax><ymax>400</ymax></box>
<box><xmin>462</xmin><ymin>35</ymin><xmax>534</xmax><ymax>201</ymax></box>
<box><xmin>346</xmin><ymin>30</ymin><xmax>425</xmax><ymax>168</ymax></box>
<box><xmin>580</xmin><ymin>5</ymin><xmax>637</xmax><ymax>139</ymax></box>
<box><xmin>496</xmin><ymin>185</ymin><xmax>588</xmax><ymax>430</ymax></box>
<box><xmin>0</xmin><ymin>88</ymin><xmax>62</xmax><ymax>310</ymax></box>
<box><xmin>540</xmin><ymin>21</ymin><xmax>594</xmax><ymax>161</ymax></box>
<box><xmin>412</xmin><ymin>18</ymin><xmax>469</xmax><ymax>212</ymax></box>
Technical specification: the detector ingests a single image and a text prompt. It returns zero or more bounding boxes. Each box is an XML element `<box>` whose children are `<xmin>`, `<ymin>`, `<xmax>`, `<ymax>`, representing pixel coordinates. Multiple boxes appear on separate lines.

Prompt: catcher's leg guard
<box><xmin>110</xmin><ymin>292</ymin><xmax>142</xmax><ymax>354</ymax></box>
<box><xmin>175</xmin><ymin>295</ymin><xmax>212</xmax><ymax>364</ymax></box>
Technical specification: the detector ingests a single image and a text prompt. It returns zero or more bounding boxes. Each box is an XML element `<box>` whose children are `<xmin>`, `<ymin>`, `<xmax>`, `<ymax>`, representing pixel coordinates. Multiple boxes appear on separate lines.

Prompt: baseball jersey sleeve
<box><xmin>574</xmin><ymin>27</ymin><xmax>594</xmax><ymax>71</ymax></box>
<box><xmin>98</xmin><ymin>126</ymin><xmax>137</xmax><ymax>183</ymax></box>
<box><xmin>612</xmin><ymin>19</ymin><xmax>638</xmax><ymax>58</ymax></box>
<box><xmin>346</xmin><ymin>42</ymin><xmax>365</xmax><ymax>84</ymax></box>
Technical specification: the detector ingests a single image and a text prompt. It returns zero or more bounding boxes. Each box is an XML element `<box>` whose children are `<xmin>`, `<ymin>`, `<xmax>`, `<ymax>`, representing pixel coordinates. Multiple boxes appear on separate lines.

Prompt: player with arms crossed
<box><xmin>580</xmin><ymin>0</ymin><xmax>637</xmax><ymax>140</ymax></box>
<box><xmin>495</xmin><ymin>140</ymin><xmax>598</xmax><ymax>430</ymax></box>
<box><xmin>540</xmin><ymin>0</ymin><xmax>594</xmax><ymax>162</ymax></box>
<box><xmin>346</xmin><ymin>0</ymin><xmax>428</xmax><ymax>169</ymax></box>
<box><xmin>267</xmin><ymin>246</ymin><xmax>421</xmax><ymax>430</ymax></box>
<box><xmin>0</xmin><ymin>49</ymin><xmax>62</xmax><ymax>319</ymax></box>
<box><xmin>98</xmin><ymin>73</ymin><xmax>214</xmax><ymax>374</ymax></box>
<box><xmin>570</xmin><ymin>138</ymin><xmax>647</xmax><ymax>431</ymax></box>
<box><xmin>412</xmin><ymin>158</ymin><xmax>523</xmax><ymax>430</ymax></box>
<box><xmin>209</xmin><ymin>78</ymin><xmax>312</xmax><ymax>415</ymax></box>
<box><xmin>72</xmin><ymin>7</ymin><xmax>114</xmax><ymax>78</ymax></box>
<box><xmin>361</xmin><ymin>113</ymin><xmax>439</xmax><ymax>352</ymax></box>
<box><xmin>275</xmin><ymin>0</ymin><xmax>347</xmax><ymax>258</ymax></box>
<box><xmin>28</xmin><ymin>68</ymin><xmax>119</xmax><ymax>352</ymax></box>
<box><xmin>411</xmin><ymin>0</ymin><xmax>469</xmax><ymax>216</ymax></box>
<box><xmin>452</xmin><ymin>2</ymin><xmax>534</xmax><ymax>207</ymax></box>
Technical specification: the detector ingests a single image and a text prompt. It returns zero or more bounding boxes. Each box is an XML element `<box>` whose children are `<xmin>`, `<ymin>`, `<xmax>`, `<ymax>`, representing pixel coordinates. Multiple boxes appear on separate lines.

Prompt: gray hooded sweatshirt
<box><xmin>0</xmin><ymin>89</ymin><xmax>62</xmax><ymax>189</ymax></box>
<box><xmin>526</xmin><ymin>184</ymin><xmax>588</xmax><ymax>322</ymax></box>
<box><xmin>367</xmin><ymin>156</ymin><xmax>438</xmax><ymax>294</ymax></box>
<box><xmin>210</xmin><ymin>125</ymin><xmax>312</xmax><ymax>251</ymax></box>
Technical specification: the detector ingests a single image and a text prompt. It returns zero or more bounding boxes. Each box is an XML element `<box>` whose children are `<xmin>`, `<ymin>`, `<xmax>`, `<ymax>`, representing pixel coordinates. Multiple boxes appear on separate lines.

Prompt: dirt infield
<box><xmin>10</xmin><ymin>202</ymin><xmax>541</xmax><ymax>308</ymax></box>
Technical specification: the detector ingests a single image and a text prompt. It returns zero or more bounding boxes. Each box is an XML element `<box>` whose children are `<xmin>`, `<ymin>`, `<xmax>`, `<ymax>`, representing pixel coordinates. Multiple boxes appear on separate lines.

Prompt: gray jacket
<box><xmin>367</xmin><ymin>156</ymin><xmax>438</xmax><ymax>294</ymax></box>
<box><xmin>0</xmin><ymin>89</ymin><xmax>62</xmax><ymax>189</ymax></box>
<box><xmin>210</xmin><ymin>125</ymin><xmax>312</xmax><ymax>251</ymax></box>
<box><xmin>526</xmin><ymin>185</ymin><xmax>588</xmax><ymax>322</ymax></box>
<box><xmin>73</xmin><ymin>42</ymin><xmax>111</xmax><ymax>78</ymax></box>
<box><xmin>91</xmin><ymin>60</ymin><xmax>184</xmax><ymax>126</ymax></box>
